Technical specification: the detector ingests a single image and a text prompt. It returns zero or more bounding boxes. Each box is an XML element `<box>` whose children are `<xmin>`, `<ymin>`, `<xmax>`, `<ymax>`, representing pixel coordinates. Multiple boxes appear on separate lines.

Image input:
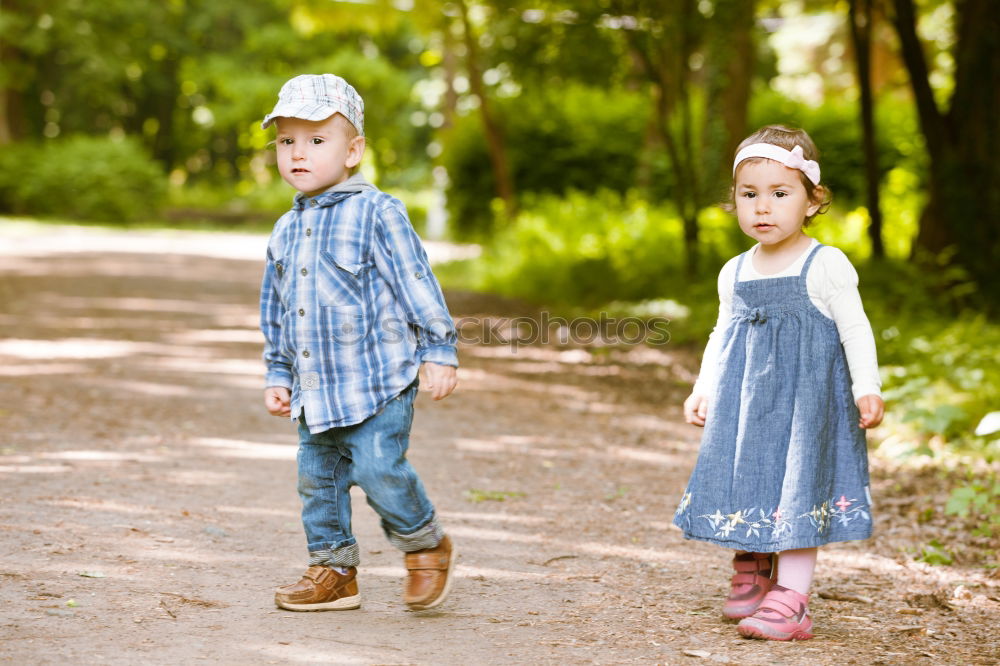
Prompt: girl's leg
<box><xmin>776</xmin><ymin>547</ymin><xmax>818</xmax><ymax>595</ymax></box>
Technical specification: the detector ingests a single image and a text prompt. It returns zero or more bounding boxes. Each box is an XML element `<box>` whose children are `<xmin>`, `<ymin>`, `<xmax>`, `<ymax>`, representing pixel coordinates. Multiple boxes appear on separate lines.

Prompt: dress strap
<box><xmin>799</xmin><ymin>242</ymin><xmax>825</xmax><ymax>279</ymax></box>
<box><xmin>734</xmin><ymin>250</ymin><xmax>750</xmax><ymax>287</ymax></box>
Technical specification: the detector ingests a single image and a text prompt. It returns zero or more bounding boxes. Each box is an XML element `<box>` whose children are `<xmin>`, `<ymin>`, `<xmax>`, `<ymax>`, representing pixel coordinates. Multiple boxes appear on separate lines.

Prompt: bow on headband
<box><xmin>733</xmin><ymin>143</ymin><xmax>821</xmax><ymax>185</ymax></box>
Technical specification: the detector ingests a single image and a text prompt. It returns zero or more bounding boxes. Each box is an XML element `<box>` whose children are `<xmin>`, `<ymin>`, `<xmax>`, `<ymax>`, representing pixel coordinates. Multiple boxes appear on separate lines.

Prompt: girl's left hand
<box><xmin>856</xmin><ymin>394</ymin><xmax>884</xmax><ymax>429</ymax></box>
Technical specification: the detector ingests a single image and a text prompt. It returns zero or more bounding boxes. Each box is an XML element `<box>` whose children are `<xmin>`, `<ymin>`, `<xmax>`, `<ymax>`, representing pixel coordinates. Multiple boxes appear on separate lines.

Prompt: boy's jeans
<box><xmin>295</xmin><ymin>379</ymin><xmax>442</xmax><ymax>568</ymax></box>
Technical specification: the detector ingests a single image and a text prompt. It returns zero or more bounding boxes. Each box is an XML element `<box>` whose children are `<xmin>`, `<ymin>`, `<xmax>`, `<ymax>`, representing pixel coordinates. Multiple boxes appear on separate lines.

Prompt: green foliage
<box><xmin>747</xmin><ymin>90</ymin><xmax>924</xmax><ymax>209</ymax></box>
<box><xmin>474</xmin><ymin>191</ymin><xmax>694</xmax><ymax>304</ymax></box>
<box><xmin>442</xmin><ymin>85</ymin><xmax>652</xmax><ymax>238</ymax></box>
<box><xmin>945</xmin><ymin>480</ymin><xmax>1000</xmax><ymax>538</ymax></box>
<box><xmin>465</xmin><ymin>489</ymin><xmax>525</xmax><ymax>503</ymax></box>
<box><xmin>917</xmin><ymin>539</ymin><xmax>954</xmax><ymax>566</ymax></box>
<box><xmin>861</xmin><ymin>256</ymin><xmax>1000</xmax><ymax>456</ymax></box>
<box><xmin>0</xmin><ymin>136</ymin><xmax>166</xmax><ymax>222</ymax></box>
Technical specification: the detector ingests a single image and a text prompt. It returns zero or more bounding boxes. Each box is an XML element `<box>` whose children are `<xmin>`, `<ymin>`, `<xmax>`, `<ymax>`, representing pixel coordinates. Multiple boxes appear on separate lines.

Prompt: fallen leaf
<box><xmin>895</xmin><ymin>607</ymin><xmax>924</xmax><ymax>615</ymax></box>
<box><xmin>683</xmin><ymin>649</ymin><xmax>712</xmax><ymax>658</ymax></box>
<box><xmin>840</xmin><ymin>615</ymin><xmax>871</xmax><ymax>622</ymax></box>
<box><xmin>78</xmin><ymin>571</ymin><xmax>106</xmax><ymax>578</ymax></box>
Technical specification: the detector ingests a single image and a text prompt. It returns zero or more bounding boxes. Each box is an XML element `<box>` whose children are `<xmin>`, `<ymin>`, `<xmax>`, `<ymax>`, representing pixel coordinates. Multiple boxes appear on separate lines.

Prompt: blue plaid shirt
<box><xmin>260</xmin><ymin>179</ymin><xmax>458</xmax><ymax>433</ymax></box>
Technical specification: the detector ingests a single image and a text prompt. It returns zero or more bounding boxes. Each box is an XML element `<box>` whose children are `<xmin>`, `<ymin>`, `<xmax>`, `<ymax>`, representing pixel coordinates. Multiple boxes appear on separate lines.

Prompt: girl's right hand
<box><xmin>683</xmin><ymin>393</ymin><xmax>710</xmax><ymax>427</ymax></box>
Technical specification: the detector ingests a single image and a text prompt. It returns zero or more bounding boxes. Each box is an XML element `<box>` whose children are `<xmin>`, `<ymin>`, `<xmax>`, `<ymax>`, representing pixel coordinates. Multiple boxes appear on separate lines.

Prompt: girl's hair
<box><xmin>726</xmin><ymin>125</ymin><xmax>832</xmax><ymax>225</ymax></box>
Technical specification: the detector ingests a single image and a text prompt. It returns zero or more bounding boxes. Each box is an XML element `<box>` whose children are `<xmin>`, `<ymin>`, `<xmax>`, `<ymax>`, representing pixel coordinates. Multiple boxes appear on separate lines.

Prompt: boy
<box><xmin>259</xmin><ymin>74</ymin><xmax>458</xmax><ymax>612</ymax></box>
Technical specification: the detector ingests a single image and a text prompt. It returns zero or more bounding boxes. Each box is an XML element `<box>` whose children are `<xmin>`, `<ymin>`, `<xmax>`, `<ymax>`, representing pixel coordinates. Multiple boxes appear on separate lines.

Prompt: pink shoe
<box><xmin>722</xmin><ymin>552</ymin><xmax>775</xmax><ymax>619</ymax></box>
<box><xmin>737</xmin><ymin>584</ymin><xmax>813</xmax><ymax>641</ymax></box>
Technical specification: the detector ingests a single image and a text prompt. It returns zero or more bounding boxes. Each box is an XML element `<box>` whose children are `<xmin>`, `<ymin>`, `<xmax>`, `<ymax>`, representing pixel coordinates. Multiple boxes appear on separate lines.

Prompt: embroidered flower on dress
<box><xmin>675</xmin><ymin>492</ymin><xmax>692</xmax><ymax>516</ymax></box>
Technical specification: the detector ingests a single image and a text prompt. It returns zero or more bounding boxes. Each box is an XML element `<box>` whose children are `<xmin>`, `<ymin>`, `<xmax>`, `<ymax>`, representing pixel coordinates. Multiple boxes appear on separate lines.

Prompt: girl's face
<box><xmin>274</xmin><ymin>115</ymin><xmax>364</xmax><ymax>196</ymax></box>
<box><xmin>734</xmin><ymin>159</ymin><xmax>820</xmax><ymax>251</ymax></box>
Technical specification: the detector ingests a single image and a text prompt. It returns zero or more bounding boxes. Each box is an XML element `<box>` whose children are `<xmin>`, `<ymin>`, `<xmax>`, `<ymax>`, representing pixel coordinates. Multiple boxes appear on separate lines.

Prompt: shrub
<box><xmin>0</xmin><ymin>135</ymin><xmax>167</xmax><ymax>223</ymax></box>
<box><xmin>441</xmin><ymin>85</ymin><xmax>651</xmax><ymax>238</ymax></box>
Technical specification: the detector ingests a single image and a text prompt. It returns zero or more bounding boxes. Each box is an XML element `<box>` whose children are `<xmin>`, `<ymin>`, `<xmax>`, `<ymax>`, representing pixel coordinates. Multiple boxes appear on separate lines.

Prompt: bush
<box><xmin>441</xmin><ymin>85</ymin><xmax>651</xmax><ymax>238</ymax></box>
<box><xmin>472</xmin><ymin>190</ymin><xmax>740</xmax><ymax>315</ymax></box>
<box><xmin>0</xmin><ymin>135</ymin><xmax>167</xmax><ymax>223</ymax></box>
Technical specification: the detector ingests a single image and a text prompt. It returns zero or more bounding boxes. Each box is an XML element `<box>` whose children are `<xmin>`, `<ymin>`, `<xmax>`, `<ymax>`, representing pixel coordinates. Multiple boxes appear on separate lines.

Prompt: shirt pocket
<box><xmin>317</xmin><ymin>250</ymin><xmax>367</xmax><ymax>308</ymax></box>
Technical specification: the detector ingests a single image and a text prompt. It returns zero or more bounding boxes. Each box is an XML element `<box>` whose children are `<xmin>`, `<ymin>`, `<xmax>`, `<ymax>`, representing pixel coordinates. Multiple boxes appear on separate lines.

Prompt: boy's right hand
<box><xmin>683</xmin><ymin>392</ymin><xmax>709</xmax><ymax>427</ymax></box>
<box><xmin>264</xmin><ymin>386</ymin><xmax>291</xmax><ymax>417</ymax></box>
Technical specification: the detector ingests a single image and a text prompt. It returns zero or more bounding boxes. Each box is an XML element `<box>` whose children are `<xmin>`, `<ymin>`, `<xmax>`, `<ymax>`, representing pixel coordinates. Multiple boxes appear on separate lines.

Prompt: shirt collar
<box><xmin>292</xmin><ymin>173</ymin><xmax>377</xmax><ymax>210</ymax></box>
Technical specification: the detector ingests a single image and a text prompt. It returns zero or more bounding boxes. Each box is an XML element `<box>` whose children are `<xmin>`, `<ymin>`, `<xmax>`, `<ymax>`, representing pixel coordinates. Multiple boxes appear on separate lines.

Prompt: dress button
<box><xmin>298</xmin><ymin>308</ymin><xmax>305</xmax><ymax>316</ymax></box>
<box><xmin>305</xmin><ymin>228</ymin><xmax>312</xmax><ymax>236</ymax></box>
<box><xmin>302</xmin><ymin>350</ymin><xmax>310</xmax><ymax>358</ymax></box>
<box><xmin>301</xmin><ymin>268</ymin><xmax>308</xmax><ymax>276</ymax></box>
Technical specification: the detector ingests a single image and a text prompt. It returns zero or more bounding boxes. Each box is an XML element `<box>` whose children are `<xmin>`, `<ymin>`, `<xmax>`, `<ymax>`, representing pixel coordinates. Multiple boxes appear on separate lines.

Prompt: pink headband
<box><xmin>733</xmin><ymin>143</ymin><xmax>821</xmax><ymax>185</ymax></box>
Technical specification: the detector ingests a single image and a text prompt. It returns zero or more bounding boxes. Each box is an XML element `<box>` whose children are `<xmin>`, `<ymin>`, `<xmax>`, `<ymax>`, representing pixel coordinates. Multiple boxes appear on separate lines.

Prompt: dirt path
<box><xmin>1</xmin><ymin>223</ymin><xmax>997</xmax><ymax>665</ymax></box>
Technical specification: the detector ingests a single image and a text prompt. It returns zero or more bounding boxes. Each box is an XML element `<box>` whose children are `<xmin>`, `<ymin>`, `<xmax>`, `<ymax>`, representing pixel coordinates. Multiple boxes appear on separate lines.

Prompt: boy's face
<box><xmin>274</xmin><ymin>114</ymin><xmax>365</xmax><ymax>196</ymax></box>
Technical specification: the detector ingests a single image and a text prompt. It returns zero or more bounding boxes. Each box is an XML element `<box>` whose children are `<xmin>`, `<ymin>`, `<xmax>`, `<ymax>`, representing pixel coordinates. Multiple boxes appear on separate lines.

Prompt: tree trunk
<box><xmin>849</xmin><ymin>0</ymin><xmax>884</xmax><ymax>258</ymax></box>
<box><xmin>889</xmin><ymin>0</ymin><xmax>949</xmax><ymax>253</ymax></box>
<box><xmin>891</xmin><ymin>0</ymin><xmax>1000</xmax><ymax>304</ymax></box>
<box><xmin>705</xmin><ymin>0</ymin><xmax>756</xmax><ymax>201</ymax></box>
<box><xmin>455</xmin><ymin>0</ymin><xmax>516</xmax><ymax>219</ymax></box>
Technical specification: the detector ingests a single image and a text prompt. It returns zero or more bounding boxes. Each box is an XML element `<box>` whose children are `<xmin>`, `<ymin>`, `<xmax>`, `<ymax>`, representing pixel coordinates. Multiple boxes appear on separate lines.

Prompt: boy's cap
<box><xmin>261</xmin><ymin>74</ymin><xmax>364</xmax><ymax>136</ymax></box>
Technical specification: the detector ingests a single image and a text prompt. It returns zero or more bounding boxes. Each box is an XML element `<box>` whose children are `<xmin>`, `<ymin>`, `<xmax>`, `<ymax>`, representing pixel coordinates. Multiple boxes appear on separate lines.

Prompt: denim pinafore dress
<box><xmin>673</xmin><ymin>244</ymin><xmax>873</xmax><ymax>551</ymax></box>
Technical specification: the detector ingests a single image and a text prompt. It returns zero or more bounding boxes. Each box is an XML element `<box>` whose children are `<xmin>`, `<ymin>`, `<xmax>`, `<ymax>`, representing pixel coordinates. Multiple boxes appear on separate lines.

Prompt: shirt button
<box><xmin>301</xmin><ymin>268</ymin><xmax>308</xmax><ymax>276</ymax></box>
<box><xmin>414</xmin><ymin>271</ymin><xmax>424</xmax><ymax>279</ymax></box>
<box><xmin>310</xmin><ymin>200</ymin><xmax>318</xmax><ymax>207</ymax></box>
<box><xmin>302</xmin><ymin>350</ymin><xmax>310</xmax><ymax>358</ymax></box>
<box><xmin>298</xmin><ymin>308</ymin><xmax>305</xmax><ymax>316</ymax></box>
<box><xmin>305</xmin><ymin>228</ymin><xmax>312</xmax><ymax>236</ymax></box>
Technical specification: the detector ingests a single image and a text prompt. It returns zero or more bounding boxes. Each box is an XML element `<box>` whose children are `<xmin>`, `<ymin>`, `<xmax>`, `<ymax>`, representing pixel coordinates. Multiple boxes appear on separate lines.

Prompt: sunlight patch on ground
<box><xmin>360</xmin><ymin>564</ymin><xmax>549</xmax><ymax>581</ymax></box>
<box><xmin>215</xmin><ymin>505</ymin><xmax>298</xmax><ymax>518</ymax></box>
<box><xmin>144</xmin><ymin>356</ymin><xmax>263</xmax><ymax>377</ymax></box>
<box><xmin>36</xmin><ymin>294</ymin><xmax>251</xmax><ymax>316</ymax></box>
<box><xmin>606</xmin><ymin>445</ymin><xmax>684</xmax><ymax>467</ymax></box>
<box><xmin>0</xmin><ymin>338</ymin><xmax>154</xmax><ymax>359</ymax></box>
<box><xmin>190</xmin><ymin>437</ymin><xmax>296</xmax><ymax>461</ymax></box>
<box><xmin>447</xmin><ymin>524</ymin><xmax>692</xmax><ymax>568</ymax></box>
<box><xmin>252</xmin><ymin>643</ymin><xmax>382</xmax><ymax>665</ymax></box>
<box><xmin>0</xmin><ymin>221</ymin><xmax>477</xmax><ymax>266</ymax></box>
<box><xmin>0</xmin><ymin>362</ymin><xmax>89</xmax><ymax>376</ymax></box>
<box><xmin>40</xmin><ymin>450</ymin><xmax>165</xmax><ymax>463</ymax></box>
<box><xmin>447</xmin><ymin>525</ymin><xmax>546</xmax><ymax>545</ymax></box>
<box><xmin>0</xmin><ymin>464</ymin><xmax>71</xmax><ymax>474</ymax></box>
<box><xmin>438</xmin><ymin>510</ymin><xmax>550</xmax><ymax>525</ymax></box>
<box><xmin>166</xmin><ymin>328</ymin><xmax>263</xmax><ymax>344</ymax></box>
<box><xmin>81</xmin><ymin>377</ymin><xmax>196</xmax><ymax>398</ymax></box>
<box><xmin>44</xmin><ymin>497</ymin><xmax>157</xmax><ymax>516</ymax></box>
<box><xmin>164</xmin><ymin>469</ymin><xmax>241</xmax><ymax>486</ymax></box>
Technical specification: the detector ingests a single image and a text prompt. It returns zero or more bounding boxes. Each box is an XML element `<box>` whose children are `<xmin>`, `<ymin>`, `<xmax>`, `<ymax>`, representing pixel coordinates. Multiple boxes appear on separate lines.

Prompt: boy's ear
<box><xmin>345</xmin><ymin>136</ymin><xmax>366</xmax><ymax>169</ymax></box>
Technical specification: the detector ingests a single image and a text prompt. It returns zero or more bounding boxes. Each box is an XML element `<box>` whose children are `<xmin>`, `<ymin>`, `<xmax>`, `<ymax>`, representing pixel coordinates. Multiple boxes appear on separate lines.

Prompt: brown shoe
<box><xmin>274</xmin><ymin>565</ymin><xmax>361</xmax><ymax>611</ymax></box>
<box><xmin>403</xmin><ymin>535</ymin><xmax>456</xmax><ymax>610</ymax></box>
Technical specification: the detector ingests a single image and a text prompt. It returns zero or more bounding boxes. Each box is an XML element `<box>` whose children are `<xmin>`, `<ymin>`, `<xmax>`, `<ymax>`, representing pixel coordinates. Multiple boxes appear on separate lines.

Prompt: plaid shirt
<box><xmin>260</xmin><ymin>183</ymin><xmax>458</xmax><ymax>433</ymax></box>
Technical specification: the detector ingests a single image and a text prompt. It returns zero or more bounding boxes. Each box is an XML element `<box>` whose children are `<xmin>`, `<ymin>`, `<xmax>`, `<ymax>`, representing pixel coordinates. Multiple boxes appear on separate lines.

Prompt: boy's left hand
<box><xmin>420</xmin><ymin>362</ymin><xmax>457</xmax><ymax>401</ymax></box>
<box><xmin>856</xmin><ymin>394</ymin><xmax>884</xmax><ymax>429</ymax></box>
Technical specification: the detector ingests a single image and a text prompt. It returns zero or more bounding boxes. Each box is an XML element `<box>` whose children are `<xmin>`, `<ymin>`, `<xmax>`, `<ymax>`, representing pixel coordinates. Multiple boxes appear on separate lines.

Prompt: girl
<box><xmin>673</xmin><ymin>125</ymin><xmax>884</xmax><ymax>641</ymax></box>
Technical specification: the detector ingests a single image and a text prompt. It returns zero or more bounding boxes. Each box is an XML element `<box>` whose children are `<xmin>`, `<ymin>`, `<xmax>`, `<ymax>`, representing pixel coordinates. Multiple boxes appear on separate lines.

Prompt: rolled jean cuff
<box><xmin>387</xmin><ymin>516</ymin><xmax>444</xmax><ymax>553</ymax></box>
<box><xmin>308</xmin><ymin>542</ymin><xmax>361</xmax><ymax>567</ymax></box>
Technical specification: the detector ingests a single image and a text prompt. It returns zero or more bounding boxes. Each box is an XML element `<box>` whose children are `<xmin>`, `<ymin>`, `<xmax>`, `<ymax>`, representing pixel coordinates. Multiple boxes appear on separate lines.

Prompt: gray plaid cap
<box><xmin>261</xmin><ymin>74</ymin><xmax>364</xmax><ymax>136</ymax></box>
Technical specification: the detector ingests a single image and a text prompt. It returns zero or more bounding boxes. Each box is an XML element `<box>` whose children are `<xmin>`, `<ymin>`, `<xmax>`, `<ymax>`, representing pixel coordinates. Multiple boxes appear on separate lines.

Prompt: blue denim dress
<box><xmin>673</xmin><ymin>244</ymin><xmax>873</xmax><ymax>551</ymax></box>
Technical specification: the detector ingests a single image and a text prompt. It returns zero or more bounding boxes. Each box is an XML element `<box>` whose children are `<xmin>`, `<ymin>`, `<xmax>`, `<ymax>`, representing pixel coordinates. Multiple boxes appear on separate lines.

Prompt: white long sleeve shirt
<box><xmin>693</xmin><ymin>239</ymin><xmax>881</xmax><ymax>402</ymax></box>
